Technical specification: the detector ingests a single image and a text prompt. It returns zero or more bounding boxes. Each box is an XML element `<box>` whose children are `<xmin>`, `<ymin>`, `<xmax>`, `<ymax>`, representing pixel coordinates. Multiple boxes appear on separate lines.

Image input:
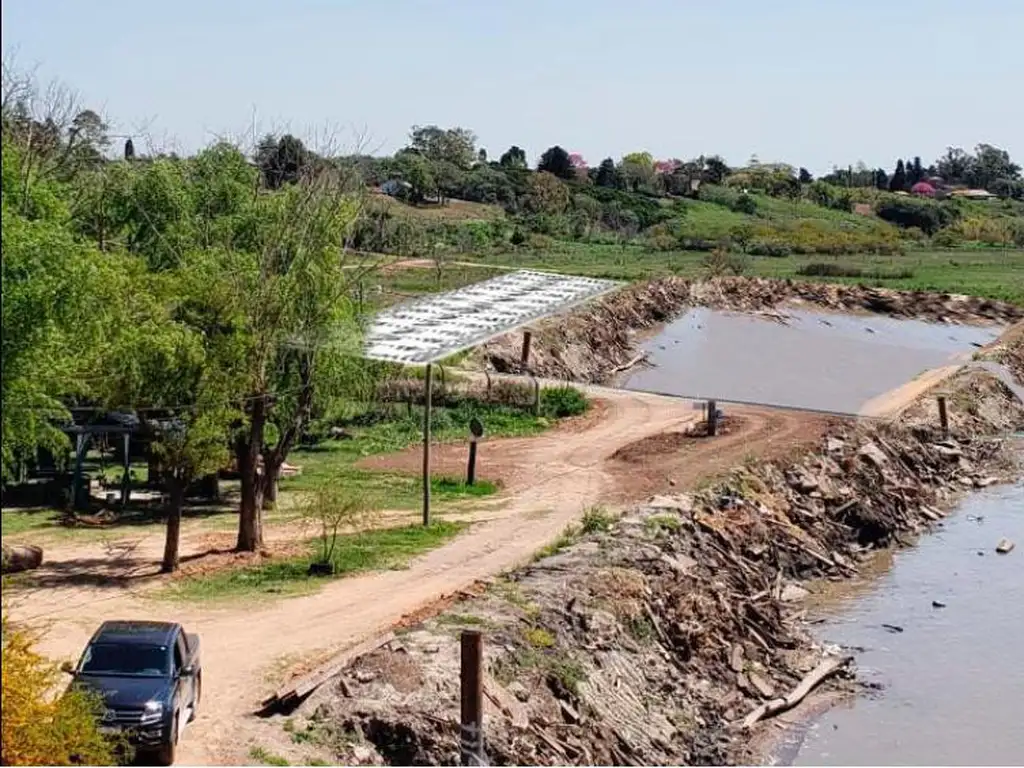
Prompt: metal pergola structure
<box><xmin>362</xmin><ymin>270</ymin><xmax>623</xmax><ymax>524</ymax></box>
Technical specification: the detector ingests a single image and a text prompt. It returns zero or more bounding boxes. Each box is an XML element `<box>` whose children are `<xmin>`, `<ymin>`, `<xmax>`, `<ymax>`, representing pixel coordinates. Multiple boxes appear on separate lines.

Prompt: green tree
<box><xmin>395</xmin><ymin>150</ymin><xmax>434</xmax><ymax>204</ymax></box>
<box><xmin>499</xmin><ymin>145</ymin><xmax>527</xmax><ymax>169</ymax></box>
<box><xmin>523</xmin><ymin>171</ymin><xmax>570</xmax><ymax>215</ymax></box>
<box><xmin>889</xmin><ymin>159</ymin><xmax>907</xmax><ymax>191</ymax></box>
<box><xmin>537</xmin><ymin>145</ymin><xmax>574</xmax><ymax>180</ymax></box>
<box><xmin>967</xmin><ymin>143</ymin><xmax>1021</xmax><ymax>190</ymax></box>
<box><xmin>0</xmin><ymin>138</ymin><xmax>98</xmax><ymax>480</ymax></box>
<box><xmin>798</xmin><ymin>167</ymin><xmax>813</xmax><ymax>184</ymax></box>
<box><xmin>702</xmin><ymin>155</ymin><xmax>731</xmax><ymax>185</ymax></box>
<box><xmin>408</xmin><ymin>125</ymin><xmax>477</xmax><ymax>170</ymax></box>
<box><xmin>595</xmin><ymin>157</ymin><xmax>619</xmax><ymax>188</ymax></box>
<box><xmin>256</xmin><ymin>134</ymin><xmax>311</xmax><ymax>190</ymax></box>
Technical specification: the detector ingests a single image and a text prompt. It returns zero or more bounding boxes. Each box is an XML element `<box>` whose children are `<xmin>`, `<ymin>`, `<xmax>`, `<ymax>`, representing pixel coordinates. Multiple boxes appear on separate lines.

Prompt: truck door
<box><xmin>173</xmin><ymin>634</ymin><xmax>190</xmax><ymax>712</ymax></box>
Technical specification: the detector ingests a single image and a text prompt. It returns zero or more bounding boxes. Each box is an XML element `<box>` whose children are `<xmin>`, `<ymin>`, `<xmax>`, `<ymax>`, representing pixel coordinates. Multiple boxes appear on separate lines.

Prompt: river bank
<box><xmin>785</xmin><ymin>477</ymin><xmax>1024</xmax><ymax>766</ymax></box>
<box><xmin>267</xmin><ymin>368</ymin><xmax>1024</xmax><ymax>766</ymax></box>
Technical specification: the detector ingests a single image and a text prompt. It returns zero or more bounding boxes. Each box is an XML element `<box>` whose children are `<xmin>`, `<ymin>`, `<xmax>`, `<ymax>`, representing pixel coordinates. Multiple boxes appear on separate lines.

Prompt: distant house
<box><xmin>380</xmin><ymin>179</ymin><xmax>411</xmax><ymax>197</ymax></box>
<box><xmin>950</xmin><ymin>188</ymin><xmax>997</xmax><ymax>201</ymax></box>
<box><xmin>910</xmin><ymin>181</ymin><xmax>937</xmax><ymax>197</ymax></box>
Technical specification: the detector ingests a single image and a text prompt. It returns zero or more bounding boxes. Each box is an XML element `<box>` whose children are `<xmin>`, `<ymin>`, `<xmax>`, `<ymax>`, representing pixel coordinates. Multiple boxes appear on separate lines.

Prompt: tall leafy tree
<box><xmin>889</xmin><ymin>159</ymin><xmax>907</xmax><ymax>191</ymax></box>
<box><xmin>595</xmin><ymin>157</ymin><xmax>619</xmax><ymax>188</ymax></box>
<box><xmin>537</xmin><ymin>145</ymin><xmax>574</xmax><ymax>180</ymax></box>
<box><xmin>408</xmin><ymin>125</ymin><xmax>477</xmax><ymax>170</ymax></box>
<box><xmin>498</xmin><ymin>145</ymin><xmax>527</xmax><ymax>169</ymax></box>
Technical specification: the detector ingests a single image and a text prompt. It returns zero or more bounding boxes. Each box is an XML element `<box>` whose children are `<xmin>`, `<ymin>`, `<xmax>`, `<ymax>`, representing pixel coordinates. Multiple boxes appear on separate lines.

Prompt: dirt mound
<box><xmin>695</xmin><ymin>276</ymin><xmax>1022</xmax><ymax>325</ymax></box>
<box><xmin>986</xmin><ymin>320</ymin><xmax>1024</xmax><ymax>385</ymax></box>
<box><xmin>291</xmin><ymin>370</ymin><xmax>1023</xmax><ymax>766</ymax></box>
<box><xmin>475</xmin><ymin>277</ymin><xmax>1024</xmax><ymax>384</ymax></box>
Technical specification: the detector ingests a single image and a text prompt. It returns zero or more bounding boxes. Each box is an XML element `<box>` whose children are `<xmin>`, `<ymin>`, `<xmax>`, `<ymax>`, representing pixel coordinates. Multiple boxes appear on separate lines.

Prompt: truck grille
<box><xmin>102</xmin><ymin>708</ymin><xmax>146</xmax><ymax>725</ymax></box>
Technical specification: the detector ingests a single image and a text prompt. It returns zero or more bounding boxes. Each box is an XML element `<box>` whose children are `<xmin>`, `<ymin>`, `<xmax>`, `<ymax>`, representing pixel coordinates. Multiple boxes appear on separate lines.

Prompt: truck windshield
<box><xmin>79</xmin><ymin>643</ymin><xmax>169</xmax><ymax>677</ymax></box>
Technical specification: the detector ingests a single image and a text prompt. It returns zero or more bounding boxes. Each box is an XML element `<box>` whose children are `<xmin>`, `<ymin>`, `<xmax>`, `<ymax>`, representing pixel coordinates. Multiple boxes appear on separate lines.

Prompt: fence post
<box><xmin>460</xmin><ymin>630</ymin><xmax>486</xmax><ymax>766</ymax></box>
<box><xmin>520</xmin><ymin>331</ymin><xmax>533</xmax><ymax>371</ymax></box>
<box><xmin>532</xmin><ymin>377</ymin><xmax>541</xmax><ymax>415</ymax></box>
<box><xmin>937</xmin><ymin>395</ymin><xmax>949</xmax><ymax>438</ymax></box>
<box><xmin>422</xmin><ymin>364</ymin><xmax>433</xmax><ymax>527</ymax></box>
<box><xmin>707</xmin><ymin>399</ymin><xmax>718</xmax><ymax>436</ymax></box>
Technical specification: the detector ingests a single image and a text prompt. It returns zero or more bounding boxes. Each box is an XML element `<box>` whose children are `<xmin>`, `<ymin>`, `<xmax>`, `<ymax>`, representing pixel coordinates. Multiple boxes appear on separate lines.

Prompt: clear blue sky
<box><xmin>3</xmin><ymin>0</ymin><xmax>1021</xmax><ymax>174</ymax></box>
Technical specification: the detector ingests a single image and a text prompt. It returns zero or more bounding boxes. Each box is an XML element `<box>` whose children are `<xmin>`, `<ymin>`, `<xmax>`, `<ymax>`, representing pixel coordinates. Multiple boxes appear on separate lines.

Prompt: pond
<box><xmin>623</xmin><ymin>308</ymin><xmax>1003</xmax><ymax>414</ymax></box>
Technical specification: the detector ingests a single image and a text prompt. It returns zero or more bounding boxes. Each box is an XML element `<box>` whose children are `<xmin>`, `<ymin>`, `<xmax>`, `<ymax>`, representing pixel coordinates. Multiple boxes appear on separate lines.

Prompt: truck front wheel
<box><xmin>155</xmin><ymin>714</ymin><xmax>178</xmax><ymax>766</ymax></box>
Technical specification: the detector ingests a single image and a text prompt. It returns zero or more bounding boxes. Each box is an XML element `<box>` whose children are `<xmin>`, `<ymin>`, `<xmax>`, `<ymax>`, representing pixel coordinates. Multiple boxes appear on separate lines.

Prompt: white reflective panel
<box><xmin>363</xmin><ymin>270</ymin><xmax>622</xmax><ymax>364</ymax></box>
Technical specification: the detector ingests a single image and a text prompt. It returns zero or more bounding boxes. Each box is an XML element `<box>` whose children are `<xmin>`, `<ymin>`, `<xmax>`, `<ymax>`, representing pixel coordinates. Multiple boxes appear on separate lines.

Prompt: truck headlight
<box><xmin>140</xmin><ymin>701</ymin><xmax>163</xmax><ymax>724</ymax></box>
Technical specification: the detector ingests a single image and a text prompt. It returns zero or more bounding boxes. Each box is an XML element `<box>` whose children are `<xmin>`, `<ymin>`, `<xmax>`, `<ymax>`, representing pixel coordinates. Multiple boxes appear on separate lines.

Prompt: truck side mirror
<box><xmin>60</xmin><ymin>661</ymin><xmax>75</xmax><ymax>675</ymax></box>
<box><xmin>180</xmin><ymin>664</ymin><xmax>195</xmax><ymax>677</ymax></box>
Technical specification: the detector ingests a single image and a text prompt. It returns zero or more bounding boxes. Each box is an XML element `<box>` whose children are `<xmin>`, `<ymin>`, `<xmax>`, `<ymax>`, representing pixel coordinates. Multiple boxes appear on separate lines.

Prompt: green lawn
<box><xmin>156</xmin><ymin>521</ymin><xmax>467</xmax><ymax>602</ymax></box>
<box><xmin>450</xmin><ymin>244</ymin><xmax>1024</xmax><ymax>305</ymax></box>
<box><xmin>1</xmin><ymin>396</ymin><xmax>574</xmax><ymax>542</ymax></box>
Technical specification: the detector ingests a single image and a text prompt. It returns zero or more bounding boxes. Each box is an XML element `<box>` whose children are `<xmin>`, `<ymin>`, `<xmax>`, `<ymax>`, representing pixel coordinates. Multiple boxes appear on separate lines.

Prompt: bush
<box><xmin>732</xmin><ymin>193</ymin><xmax>758</xmax><ymax>215</ymax></box>
<box><xmin>539</xmin><ymin>386</ymin><xmax>589</xmax><ymax>418</ymax></box>
<box><xmin>745</xmin><ymin>237</ymin><xmax>793</xmax><ymax>257</ymax></box>
<box><xmin>1</xmin><ymin>615</ymin><xmax>118</xmax><ymax>766</ymax></box>
<box><xmin>702</xmin><ymin>247</ymin><xmax>750</xmax><ymax>276</ymax></box>
<box><xmin>795</xmin><ymin>262</ymin><xmax>914</xmax><ymax>280</ymax></box>
<box><xmin>876</xmin><ymin>197</ymin><xmax>955</xmax><ymax>234</ymax></box>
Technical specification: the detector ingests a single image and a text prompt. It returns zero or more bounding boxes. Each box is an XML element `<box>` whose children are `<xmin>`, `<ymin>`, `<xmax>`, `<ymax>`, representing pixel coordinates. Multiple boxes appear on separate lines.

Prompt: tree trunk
<box><xmin>236</xmin><ymin>397</ymin><xmax>267</xmax><ymax>552</ymax></box>
<box><xmin>262</xmin><ymin>458</ymin><xmax>281</xmax><ymax>506</ymax></box>
<box><xmin>161</xmin><ymin>478</ymin><xmax>185</xmax><ymax>573</ymax></box>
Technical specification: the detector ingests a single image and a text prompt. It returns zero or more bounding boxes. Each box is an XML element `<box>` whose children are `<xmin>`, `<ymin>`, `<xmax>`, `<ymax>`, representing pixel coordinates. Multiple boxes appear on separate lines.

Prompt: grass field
<box><xmin>445</xmin><ymin>244</ymin><xmax>1024</xmax><ymax>304</ymax></box>
<box><xmin>157</xmin><ymin>521</ymin><xmax>467</xmax><ymax>602</ymax></box>
<box><xmin>1</xmin><ymin>393</ymin><xmax>578</xmax><ymax>542</ymax></box>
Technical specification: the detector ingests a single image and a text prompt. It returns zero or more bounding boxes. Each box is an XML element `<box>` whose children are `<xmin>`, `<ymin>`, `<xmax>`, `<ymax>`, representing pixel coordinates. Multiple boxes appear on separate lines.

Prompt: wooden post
<box><xmin>707</xmin><ymin>399</ymin><xmax>718</xmax><ymax>437</ymax></box>
<box><xmin>937</xmin><ymin>395</ymin><xmax>949</xmax><ymax>437</ymax></box>
<box><xmin>532</xmin><ymin>377</ymin><xmax>540</xmax><ymax>415</ymax></box>
<box><xmin>120</xmin><ymin>432</ymin><xmax>131</xmax><ymax>507</ymax></box>
<box><xmin>460</xmin><ymin>630</ymin><xmax>485</xmax><ymax>766</ymax></box>
<box><xmin>520</xmin><ymin>331</ymin><xmax>533</xmax><ymax>370</ymax></box>
<box><xmin>422</xmin><ymin>363</ymin><xmax>433</xmax><ymax>527</ymax></box>
<box><xmin>73</xmin><ymin>432</ymin><xmax>88</xmax><ymax>511</ymax></box>
<box><xmin>467</xmin><ymin>441</ymin><xmax>478</xmax><ymax>486</ymax></box>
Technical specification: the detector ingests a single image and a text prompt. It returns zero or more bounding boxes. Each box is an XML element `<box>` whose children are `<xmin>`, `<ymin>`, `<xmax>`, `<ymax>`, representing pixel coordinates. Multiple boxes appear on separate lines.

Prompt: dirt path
<box><xmin>6</xmin><ymin>377</ymin><xmax>921</xmax><ymax>765</ymax></box>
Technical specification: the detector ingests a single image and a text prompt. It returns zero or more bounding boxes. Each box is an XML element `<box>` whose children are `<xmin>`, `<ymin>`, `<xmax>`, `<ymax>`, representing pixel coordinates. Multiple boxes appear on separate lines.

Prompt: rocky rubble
<box><xmin>476</xmin><ymin>277</ymin><xmax>1023</xmax><ymax>384</ymax></box>
<box><xmin>289</xmin><ymin>370</ymin><xmax>1023</xmax><ymax>766</ymax></box>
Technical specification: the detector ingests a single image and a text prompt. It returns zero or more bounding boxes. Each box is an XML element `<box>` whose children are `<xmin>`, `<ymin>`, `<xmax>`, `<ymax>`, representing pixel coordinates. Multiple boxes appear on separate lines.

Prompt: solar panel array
<box><xmin>363</xmin><ymin>270</ymin><xmax>622</xmax><ymax>364</ymax></box>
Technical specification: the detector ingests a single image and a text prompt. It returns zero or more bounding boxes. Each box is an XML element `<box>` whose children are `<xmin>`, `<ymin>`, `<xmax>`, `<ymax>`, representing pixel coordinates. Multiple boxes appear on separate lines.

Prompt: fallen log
<box><xmin>260</xmin><ymin>631</ymin><xmax>395</xmax><ymax>712</ymax></box>
<box><xmin>1</xmin><ymin>544</ymin><xmax>43</xmax><ymax>573</ymax></box>
<box><xmin>611</xmin><ymin>352</ymin><xmax>650</xmax><ymax>375</ymax></box>
<box><xmin>740</xmin><ymin>654</ymin><xmax>853</xmax><ymax>729</ymax></box>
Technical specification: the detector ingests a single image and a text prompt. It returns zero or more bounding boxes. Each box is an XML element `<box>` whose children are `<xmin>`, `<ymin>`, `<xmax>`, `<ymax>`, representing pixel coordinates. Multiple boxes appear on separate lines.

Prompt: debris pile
<box><xmin>290</xmin><ymin>370</ymin><xmax>1023</xmax><ymax>766</ymax></box>
<box><xmin>476</xmin><ymin>277</ymin><xmax>1022</xmax><ymax>383</ymax></box>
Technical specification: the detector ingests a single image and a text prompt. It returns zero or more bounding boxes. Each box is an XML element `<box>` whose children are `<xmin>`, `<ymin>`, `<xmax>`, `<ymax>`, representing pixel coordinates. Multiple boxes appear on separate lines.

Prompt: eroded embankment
<box><xmin>477</xmin><ymin>277</ymin><xmax>1024</xmax><ymax>383</ymax></box>
<box><xmin>285</xmin><ymin>370</ymin><xmax>1023</xmax><ymax>766</ymax></box>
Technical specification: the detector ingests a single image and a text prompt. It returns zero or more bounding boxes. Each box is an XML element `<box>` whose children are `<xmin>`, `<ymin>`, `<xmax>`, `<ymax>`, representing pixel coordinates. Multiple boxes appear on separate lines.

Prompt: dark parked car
<box><xmin>64</xmin><ymin>621</ymin><xmax>202</xmax><ymax>765</ymax></box>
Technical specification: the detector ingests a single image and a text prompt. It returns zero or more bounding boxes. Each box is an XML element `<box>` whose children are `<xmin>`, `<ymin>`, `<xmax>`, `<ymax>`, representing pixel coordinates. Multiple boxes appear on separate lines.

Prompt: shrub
<box><xmin>540</xmin><ymin>386</ymin><xmax>589</xmax><ymax>418</ymax></box>
<box><xmin>702</xmin><ymin>247</ymin><xmax>750</xmax><ymax>276</ymax></box>
<box><xmin>795</xmin><ymin>263</ymin><xmax>914</xmax><ymax>280</ymax></box>
<box><xmin>1</xmin><ymin>615</ymin><xmax>118</xmax><ymax>766</ymax></box>
<box><xmin>746</xmin><ymin>237</ymin><xmax>793</xmax><ymax>257</ymax></box>
<box><xmin>876</xmin><ymin>197</ymin><xmax>955</xmax><ymax>234</ymax></box>
<box><xmin>732</xmin><ymin>193</ymin><xmax>758</xmax><ymax>215</ymax></box>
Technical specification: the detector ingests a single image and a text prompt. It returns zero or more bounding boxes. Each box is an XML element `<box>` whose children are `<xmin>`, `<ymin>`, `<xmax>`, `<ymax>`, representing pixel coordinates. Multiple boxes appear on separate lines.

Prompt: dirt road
<box><xmin>6</xmin><ymin>375</ymin><xmax>929</xmax><ymax>764</ymax></box>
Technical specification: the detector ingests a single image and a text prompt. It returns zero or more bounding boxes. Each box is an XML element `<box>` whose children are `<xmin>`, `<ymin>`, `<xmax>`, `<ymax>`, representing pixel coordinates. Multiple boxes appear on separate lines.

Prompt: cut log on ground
<box><xmin>740</xmin><ymin>655</ymin><xmax>853</xmax><ymax>729</ymax></box>
<box><xmin>1</xmin><ymin>544</ymin><xmax>43</xmax><ymax>573</ymax></box>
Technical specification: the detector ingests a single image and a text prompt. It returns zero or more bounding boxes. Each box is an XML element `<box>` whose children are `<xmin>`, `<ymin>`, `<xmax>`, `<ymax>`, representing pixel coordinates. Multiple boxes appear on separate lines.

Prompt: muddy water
<box><xmin>623</xmin><ymin>309</ymin><xmax>1003</xmax><ymax>414</ymax></box>
<box><xmin>783</xmin><ymin>479</ymin><xmax>1024</xmax><ymax>766</ymax></box>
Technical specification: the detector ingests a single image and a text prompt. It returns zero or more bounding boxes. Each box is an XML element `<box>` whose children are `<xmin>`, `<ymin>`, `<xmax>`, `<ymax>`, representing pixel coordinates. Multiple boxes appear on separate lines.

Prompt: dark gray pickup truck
<box><xmin>65</xmin><ymin>620</ymin><xmax>202</xmax><ymax>765</ymax></box>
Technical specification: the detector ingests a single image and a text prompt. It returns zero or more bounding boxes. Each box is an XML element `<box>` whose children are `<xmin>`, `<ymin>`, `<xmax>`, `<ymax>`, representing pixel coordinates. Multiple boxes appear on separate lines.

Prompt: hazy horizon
<box><xmin>3</xmin><ymin>0</ymin><xmax>1021</xmax><ymax>175</ymax></box>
